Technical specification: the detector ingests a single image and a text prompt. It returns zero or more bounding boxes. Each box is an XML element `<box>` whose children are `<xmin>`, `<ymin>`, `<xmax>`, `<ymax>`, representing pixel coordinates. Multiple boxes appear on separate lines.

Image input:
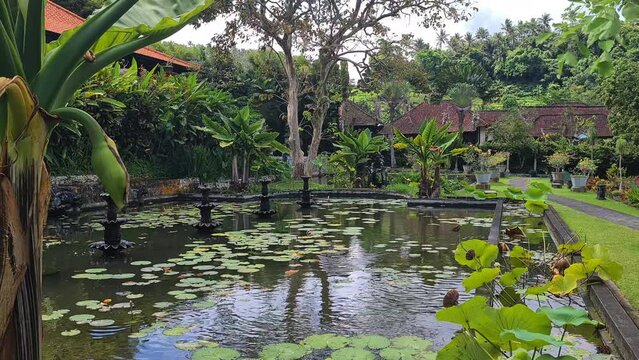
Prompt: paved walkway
<box><xmin>509</xmin><ymin>178</ymin><xmax>639</xmax><ymax>231</ymax></box>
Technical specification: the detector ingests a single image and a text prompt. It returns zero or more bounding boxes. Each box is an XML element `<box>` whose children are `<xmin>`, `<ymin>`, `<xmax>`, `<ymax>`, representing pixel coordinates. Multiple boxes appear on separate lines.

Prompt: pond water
<box><xmin>41</xmin><ymin>199</ymin><xmax>601</xmax><ymax>359</ymax></box>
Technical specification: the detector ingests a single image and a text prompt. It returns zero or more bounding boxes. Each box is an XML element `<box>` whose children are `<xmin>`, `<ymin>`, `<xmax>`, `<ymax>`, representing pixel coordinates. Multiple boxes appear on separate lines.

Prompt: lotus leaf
<box><xmin>463</xmin><ymin>268</ymin><xmax>500</xmax><ymax>292</ymax></box>
<box><xmin>379</xmin><ymin>347</ymin><xmax>436</xmax><ymax>360</ymax></box>
<box><xmin>472</xmin><ymin>304</ymin><xmax>552</xmax><ymax>350</ymax></box>
<box><xmin>536</xmin><ymin>306</ymin><xmax>599</xmax><ymax>327</ymax></box>
<box><xmin>85</xmin><ymin>268</ymin><xmax>108</xmax><ymax>274</ymax></box>
<box><xmin>499</xmin><ymin>268</ymin><xmax>528</xmax><ymax>287</ymax></box>
<box><xmin>89</xmin><ymin>319</ymin><xmax>115</xmax><ymax>327</ymax></box>
<box><xmin>436</xmin><ymin>296</ymin><xmax>488</xmax><ymax>328</ymax></box>
<box><xmin>499</xmin><ymin>328</ymin><xmax>569</xmax><ymax>348</ymax></box>
<box><xmin>498</xmin><ymin>287</ymin><xmax>523</xmax><ymax>307</ymax></box>
<box><xmin>175</xmin><ymin>341</ymin><xmax>218</xmax><ymax>351</ymax></box>
<box><xmin>390</xmin><ymin>336</ymin><xmax>432</xmax><ymax>351</ymax></box>
<box><xmin>69</xmin><ymin>314</ymin><xmax>95</xmax><ymax>323</ymax></box>
<box><xmin>436</xmin><ymin>333</ymin><xmax>495</xmax><ymax>360</ymax></box>
<box><xmin>548</xmin><ymin>274</ymin><xmax>579</xmax><ymax>296</ymax></box>
<box><xmin>454</xmin><ymin>240</ymin><xmax>498</xmax><ymax>270</ymax></box>
<box><xmin>153</xmin><ymin>302</ymin><xmax>174</xmax><ymax>309</ymax></box>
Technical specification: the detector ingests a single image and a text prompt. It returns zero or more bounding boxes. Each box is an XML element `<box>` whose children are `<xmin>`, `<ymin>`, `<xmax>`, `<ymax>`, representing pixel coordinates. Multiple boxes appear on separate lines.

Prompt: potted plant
<box><xmin>571</xmin><ymin>158</ymin><xmax>596</xmax><ymax>191</ymax></box>
<box><xmin>488</xmin><ymin>152</ymin><xmax>508</xmax><ymax>182</ymax></box>
<box><xmin>612</xmin><ymin>190</ymin><xmax>623</xmax><ymax>201</ymax></box>
<box><xmin>546</xmin><ymin>152</ymin><xmax>571</xmax><ymax>186</ymax></box>
<box><xmin>475</xmin><ymin>150</ymin><xmax>492</xmax><ymax>185</ymax></box>
<box><xmin>460</xmin><ymin>146</ymin><xmax>478</xmax><ymax>174</ymax></box>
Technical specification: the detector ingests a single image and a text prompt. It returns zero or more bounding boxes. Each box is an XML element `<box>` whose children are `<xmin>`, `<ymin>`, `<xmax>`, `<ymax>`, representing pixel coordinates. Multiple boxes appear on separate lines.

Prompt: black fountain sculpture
<box><xmin>297</xmin><ymin>176</ymin><xmax>314</xmax><ymax>209</ymax></box>
<box><xmin>193</xmin><ymin>185</ymin><xmax>222</xmax><ymax>233</ymax></box>
<box><xmin>254</xmin><ymin>178</ymin><xmax>276</xmax><ymax>218</ymax></box>
<box><xmin>90</xmin><ymin>193</ymin><xmax>135</xmax><ymax>255</ymax></box>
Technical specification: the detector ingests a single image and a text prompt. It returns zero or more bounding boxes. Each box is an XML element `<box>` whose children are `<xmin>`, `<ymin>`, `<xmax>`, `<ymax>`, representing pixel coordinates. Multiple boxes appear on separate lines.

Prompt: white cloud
<box><xmin>169</xmin><ymin>0</ymin><xmax>570</xmax><ymax>47</ymax></box>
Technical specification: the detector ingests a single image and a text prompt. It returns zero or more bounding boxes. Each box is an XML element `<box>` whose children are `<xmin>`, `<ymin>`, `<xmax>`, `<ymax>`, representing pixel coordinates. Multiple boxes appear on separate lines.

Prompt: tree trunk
<box><xmin>305</xmin><ymin>51</ymin><xmax>333</xmax><ymax>176</ymax></box>
<box><xmin>619</xmin><ymin>155</ymin><xmax>623</xmax><ymax>192</ymax></box>
<box><xmin>432</xmin><ymin>165</ymin><xmax>442</xmax><ymax>199</ymax></box>
<box><xmin>389</xmin><ymin>104</ymin><xmax>397</xmax><ymax>168</ymax></box>
<box><xmin>419</xmin><ymin>166</ymin><xmax>430</xmax><ymax>198</ymax></box>
<box><xmin>533</xmin><ymin>157</ymin><xmax>538</xmax><ymax>172</ymax></box>
<box><xmin>281</xmin><ymin>43</ymin><xmax>305</xmax><ymax>178</ymax></box>
<box><xmin>242</xmin><ymin>155</ymin><xmax>249</xmax><ymax>187</ymax></box>
<box><xmin>231</xmin><ymin>155</ymin><xmax>239</xmax><ymax>185</ymax></box>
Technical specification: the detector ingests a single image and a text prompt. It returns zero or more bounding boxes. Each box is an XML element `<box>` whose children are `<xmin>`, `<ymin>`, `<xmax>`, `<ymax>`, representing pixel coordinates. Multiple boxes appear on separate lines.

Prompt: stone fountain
<box><xmin>90</xmin><ymin>193</ymin><xmax>135</xmax><ymax>255</ymax></box>
<box><xmin>297</xmin><ymin>176</ymin><xmax>314</xmax><ymax>209</ymax></box>
<box><xmin>254</xmin><ymin>179</ymin><xmax>276</xmax><ymax>219</ymax></box>
<box><xmin>193</xmin><ymin>185</ymin><xmax>222</xmax><ymax>233</ymax></box>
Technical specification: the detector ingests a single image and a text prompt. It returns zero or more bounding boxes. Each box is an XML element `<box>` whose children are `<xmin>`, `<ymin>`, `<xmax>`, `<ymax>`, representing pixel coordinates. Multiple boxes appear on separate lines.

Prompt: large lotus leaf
<box><xmin>349</xmin><ymin>335</ymin><xmax>390</xmax><ymax>350</ymax></box>
<box><xmin>471</xmin><ymin>304</ymin><xmax>552</xmax><ymax>350</ymax></box>
<box><xmin>331</xmin><ymin>347</ymin><xmax>375</xmax><ymax>360</ymax></box>
<box><xmin>524</xmin><ymin>200</ymin><xmax>548</xmax><ymax>215</ymax></box>
<box><xmin>535</xmin><ymin>356</ymin><xmax>578</xmax><ymax>360</ymax></box>
<box><xmin>436</xmin><ymin>296</ymin><xmax>488</xmax><ymax>328</ymax></box>
<box><xmin>454</xmin><ymin>240</ymin><xmax>498</xmax><ymax>270</ymax></box>
<box><xmin>509</xmin><ymin>246</ymin><xmax>533</xmax><ymax>268</ymax></box>
<box><xmin>499</xmin><ymin>329</ymin><xmax>570</xmax><ymax>348</ymax></box>
<box><xmin>547</xmin><ymin>274</ymin><xmax>579</xmax><ymax>296</ymax></box>
<box><xmin>436</xmin><ymin>333</ymin><xmax>495</xmax><ymax>360</ymax></box>
<box><xmin>536</xmin><ymin>306</ymin><xmax>599</xmax><ymax>327</ymax></box>
<box><xmin>507</xmin><ymin>348</ymin><xmax>532</xmax><ymax>360</ymax></box>
<box><xmin>301</xmin><ymin>334</ymin><xmax>350</xmax><ymax>350</ymax></box>
<box><xmin>463</xmin><ymin>268</ymin><xmax>500</xmax><ymax>292</ymax></box>
<box><xmin>498</xmin><ymin>287</ymin><xmax>524</xmax><ymax>307</ymax></box>
<box><xmin>500</xmin><ymin>268</ymin><xmax>528</xmax><ymax>287</ymax></box>
<box><xmin>557</xmin><ymin>242</ymin><xmax>586</xmax><ymax>256</ymax></box>
<box><xmin>192</xmin><ymin>347</ymin><xmax>241</xmax><ymax>360</ymax></box>
<box><xmin>259</xmin><ymin>343</ymin><xmax>308</xmax><ymax>360</ymax></box>
<box><xmin>525</xmin><ymin>283</ymin><xmax>551</xmax><ymax>295</ymax></box>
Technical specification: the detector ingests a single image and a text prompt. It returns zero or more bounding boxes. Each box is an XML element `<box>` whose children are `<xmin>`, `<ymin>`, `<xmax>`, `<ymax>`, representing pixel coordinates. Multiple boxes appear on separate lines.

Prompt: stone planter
<box><xmin>475</xmin><ymin>172</ymin><xmax>492</xmax><ymax>185</ymax></box>
<box><xmin>551</xmin><ymin>171</ymin><xmax>564</xmax><ymax>186</ymax></box>
<box><xmin>490</xmin><ymin>169</ymin><xmax>500</xmax><ymax>182</ymax></box>
<box><xmin>496</xmin><ymin>165</ymin><xmax>507</xmax><ymax>177</ymax></box>
<box><xmin>462</xmin><ymin>165</ymin><xmax>473</xmax><ymax>174</ymax></box>
<box><xmin>570</xmin><ymin>175</ymin><xmax>589</xmax><ymax>191</ymax></box>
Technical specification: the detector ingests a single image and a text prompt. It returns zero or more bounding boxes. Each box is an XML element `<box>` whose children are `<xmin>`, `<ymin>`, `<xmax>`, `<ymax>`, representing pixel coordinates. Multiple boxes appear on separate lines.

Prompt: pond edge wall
<box><xmin>544</xmin><ymin>205</ymin><xmax>639</xmax><ymax>360</ymax></box>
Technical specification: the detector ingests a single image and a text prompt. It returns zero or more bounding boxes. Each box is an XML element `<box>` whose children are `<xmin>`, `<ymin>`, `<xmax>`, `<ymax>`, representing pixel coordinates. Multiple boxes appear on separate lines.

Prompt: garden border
<box><xmin>544</xmin><ymin>205</ymin><xmax>639</xmax><ymax>360</ymax></box>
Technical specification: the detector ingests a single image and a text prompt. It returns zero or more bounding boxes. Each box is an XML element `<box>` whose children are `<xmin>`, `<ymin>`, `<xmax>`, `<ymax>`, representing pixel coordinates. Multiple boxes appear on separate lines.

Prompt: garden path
<box><xmin>509</xmin><ymin>178</ymin><xmax>639</xmax><ymax>231</ymax></box>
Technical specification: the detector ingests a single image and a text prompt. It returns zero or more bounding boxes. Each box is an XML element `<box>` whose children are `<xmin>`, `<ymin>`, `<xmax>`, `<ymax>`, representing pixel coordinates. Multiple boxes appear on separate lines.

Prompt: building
<box><xmin>45</xmin><ymin>1</ymin><xmax>198</xmax><ymax>73</ymax></box>
<box><xmin>338</xmin><ymin>100</ymin><xmax>383</xmax><ymax>133</ymax></box>
<box><xmin>379</xmin><ymin>101</ymin><xmax>612</xmax><ymax>144</ymax></box>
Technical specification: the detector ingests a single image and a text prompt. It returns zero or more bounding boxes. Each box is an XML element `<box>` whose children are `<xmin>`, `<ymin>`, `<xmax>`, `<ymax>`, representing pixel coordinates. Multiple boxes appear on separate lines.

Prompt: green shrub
<box><xmin>628</xmin><ymin>187</ymin><xmax>639</xmax><ymax>207</ymax></box>
<box><xmin>384</xmin><ymin>183</ymin><xmax>418</xmax><ymax>197</ymax></box>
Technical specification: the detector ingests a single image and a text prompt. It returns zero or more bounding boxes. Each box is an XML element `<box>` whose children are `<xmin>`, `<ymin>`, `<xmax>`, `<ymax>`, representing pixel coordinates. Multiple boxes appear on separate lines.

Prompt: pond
<box><xmin>41</xmin><ymin>199</ymin><xmax>601</xmax><ymax>359</ymax></box>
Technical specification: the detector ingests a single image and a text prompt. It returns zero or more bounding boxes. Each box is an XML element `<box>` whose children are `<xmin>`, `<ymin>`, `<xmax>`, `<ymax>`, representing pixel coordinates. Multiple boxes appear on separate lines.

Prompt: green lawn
<box><xmin>531</xmin><ymin>178</ymin><xmax>639</xmax><ymax>218</ymax></box>
<box><xmin>552</xmin><ymin>202</ymin><xmax>639</xmax><ymax>308</ymax></box>
<box><xmin>247</xmin><ymin>179</ymin><xmax>334</xmax><ymax>194</ymax></box>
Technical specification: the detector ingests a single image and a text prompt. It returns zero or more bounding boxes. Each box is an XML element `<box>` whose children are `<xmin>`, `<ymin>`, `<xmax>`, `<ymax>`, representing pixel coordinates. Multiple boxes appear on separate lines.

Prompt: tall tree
<box><xmin>298</xmin><ymin>0</ymin><xmax>473</xmax><ymax>175</ymax></box>
<box><xmin>379</xmin><ymin>80</ymin><xmax>412</xmax><ymax>167</ymax></box>
<box><xmin>436</xmin><ymin>29</ymin><xmax>449</xmax><ymax>49</ymax></box>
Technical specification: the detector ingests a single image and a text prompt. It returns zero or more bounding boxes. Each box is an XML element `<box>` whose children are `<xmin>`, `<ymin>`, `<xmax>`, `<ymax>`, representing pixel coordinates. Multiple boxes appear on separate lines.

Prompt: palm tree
<box><xmin>330</xmin><ymin>129</ymin><xmax>388</xmax><ymax>188</ymax></box>
<box><xmin>393</xmin><ymin>120</ymin><xmax>458</xmax><ymax>198</ymax></box>
<box><xmin>475</xmin><ymin>27</ymin><xmax>490</xmax><ymax>41</ymax></box>
<box><xmin>447</xmin><ymin>83</ymin><xmax>477</xmax><ymax>171</ymax></box>
<box><xmin>615</xmin><ymin>138</ymin><xmax>631</xmax><ymax>191</ymax></box>
<box><xmin>464</xmin><ymin>32</ymin><xmax>474</xmax><ymax>47</ymax></box>
<box><xmin>195</xmin><ymin>107</ymin><xmax>288</xmax><ymax>190</ymax></box>
<box><xmin>436</xmin><ymin>29</ymin><xmax>449</xmax><ymax>49</ymax></box>
<box><xmin>379</xmin><ymin>80</ymin><xmax>412</xmax><ymax>168</ymax></box>
<box><xmin>0</xmin><ymin>0</ymin><xmax>214</xmax><ymax>356</ymax></box>
<box><xmin>540</xmin><ymin>13</ymin><xmax>553</xmax><ymax>29</ymax></box>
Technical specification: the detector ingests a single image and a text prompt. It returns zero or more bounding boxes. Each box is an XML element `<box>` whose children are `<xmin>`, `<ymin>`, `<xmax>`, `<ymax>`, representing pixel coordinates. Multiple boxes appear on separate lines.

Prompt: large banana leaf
<box><xmin>36</xmin><ymin>0</ymin><xmax>214</xmax><ymax>110</ymax></box>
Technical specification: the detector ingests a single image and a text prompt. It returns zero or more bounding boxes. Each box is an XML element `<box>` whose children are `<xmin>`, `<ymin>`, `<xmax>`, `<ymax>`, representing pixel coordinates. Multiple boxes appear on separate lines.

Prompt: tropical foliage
<box><xmin>0</xmin><ymin>0</ymin><xmax>214</xmax><ymax>355</ymax></box>
<box><xmin>329</xmin><ymin>129</ymin><xmax>388</xmax><ymax>188</ymax></box>
<box><xmin>195</xmin><ymin>107</ymin><xmax>288</xmax><ymax>190</ymax></box>
<box><xmin>437</xmin><ymin>235</ymin><xmax>622</xmax><ymax>359</ymax></box>
<box><xmin>393</xmin><ymin>119</ymin><xmax>458</xmax><ymax>198</ymax></box>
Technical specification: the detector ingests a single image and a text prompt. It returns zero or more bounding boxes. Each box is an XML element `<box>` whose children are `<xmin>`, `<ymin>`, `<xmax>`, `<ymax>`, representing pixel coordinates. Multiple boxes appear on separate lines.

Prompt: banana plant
<box><xmin>0</xmin><ymin>0</ymin><xmax>214</xmax><ymax>357</ymax></box>
<box><xmin>194</xmin><ymin>107</ymin><xmax>289</xmax><ymax>191</ymax></box>
<box><xmin>394</xmin><ymin>119</ymin><xmax>458</xmax><ymax>198</ymax></box>
<box><xmin>329</xmin><ymin>129</ymin><xmax>388</xmax><ymax>188</ymax></box>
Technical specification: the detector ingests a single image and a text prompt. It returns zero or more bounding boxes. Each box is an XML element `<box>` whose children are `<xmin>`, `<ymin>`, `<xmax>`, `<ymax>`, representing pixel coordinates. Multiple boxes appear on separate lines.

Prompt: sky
<box><xmin>169</xmin><ymin>0</ymin><xmax>571</xmax><ymax>48</ymax></box>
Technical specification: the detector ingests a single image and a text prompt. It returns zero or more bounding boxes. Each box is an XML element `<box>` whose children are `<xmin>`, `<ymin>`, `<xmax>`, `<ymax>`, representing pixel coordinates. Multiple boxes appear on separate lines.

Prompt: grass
<box><xmin>552</xmin><ymin>202</ymin><xmax>639</xmax><ymax>309</ymax></box>
<box><xmin>531</xmin><ymin>178</ymin><xmax>639</xmax><ymax>218</ymax></box>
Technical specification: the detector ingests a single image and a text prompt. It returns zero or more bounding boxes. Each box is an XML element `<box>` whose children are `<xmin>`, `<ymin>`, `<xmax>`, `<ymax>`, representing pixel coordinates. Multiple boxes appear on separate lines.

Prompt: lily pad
<box><xmin>350</xmin><ymin>335</ymin><xmax>391</xmax><ymax>350</ymax></box>
<box><xmin>89</xmin><ymin>319</ymin><xmax>115</xmax><ymax>327</ymax></box>
<box><xmin>153</xmin><ymin>302</ymin><xmax>174</xmax><ymax>309</ymax></box>
<box><xmin>390</xmin><ymin>336</ymin><xmax>432</xmax><ymax>350</ymax></box>
<box><xmin>331</xmin><ymin>347</ymin><xmax>375</xmax><ymax>360</ymax></box>
<box><xmin>85</xmin><ymin>268</ymin><xmax>108</xmax><ymax>274</ymax></box>
<box><xmin>131</xmin><ymin>261</ymin><xmax>152</xmax><ymax>266</ymax></box>
<box><xmin>175</xmin><ymin>340</ymin><xmax>218</xmax><ymax>351</ymax></box>
<box><xmin>163</xmin><ymin>326</ymin><xmax>189</xmax><ymax>336</ymax></box>
<box><xmin>301</xmin><ymin>334</ymin><xmax>350</xmax><ymax>350</ymax></box>
<box><xmin>69</xmin><ymin>314</ymin><xmax>95</xmax><ymax>323</ymax></box>
<box><xmin>192</xmin><ymin>347</ymin><xmax>241</xmax><ymax>360</ymax></box>
<box><xmin>259</xmin><ymin>343</ymin><xmax>308</xmax><ymax>360</ymax></box>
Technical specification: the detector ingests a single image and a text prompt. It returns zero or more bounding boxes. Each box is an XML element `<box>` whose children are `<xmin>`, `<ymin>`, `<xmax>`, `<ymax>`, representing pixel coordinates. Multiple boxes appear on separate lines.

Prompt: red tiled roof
<box><xmin>45</xmin><ymin>1</ymin><xmax>198</xmax><ymax>70</ymax></box>
<box><xmin>339</xmin><ymin>101</ymin><xmax>380</xmax><ymax>128</ymax></box>
<box><xmin>381</xmin><ymin>102</ymin><xmax>612</xmax><ymax>138</ymax></box>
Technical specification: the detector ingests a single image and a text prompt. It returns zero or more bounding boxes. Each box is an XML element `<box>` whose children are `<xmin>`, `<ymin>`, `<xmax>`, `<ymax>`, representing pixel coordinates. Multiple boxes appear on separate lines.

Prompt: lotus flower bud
<box><xmin>443</xmin><ymin>289</ymin><xmax>459</xmax><ymax>308</ymax></box>
<box><xmin>465</xmin><ymin>249</ymin><xmax>476</xmax><ymax>261</ymax></box>
<box><xmin>498</xmin><ymin>242</ymin><xmax>510</xmax><ymax>253</ymax></box>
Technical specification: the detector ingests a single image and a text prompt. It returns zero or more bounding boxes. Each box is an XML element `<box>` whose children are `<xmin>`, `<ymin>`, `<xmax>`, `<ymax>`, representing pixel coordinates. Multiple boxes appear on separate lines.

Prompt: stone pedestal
<box><xmin>297</xmin><ymin>176</ymin><xmax>314</xmax><ymax>209</ymax></box>
<box><xmin>255</xmin><ymin>179</ymin><xmax>276</xmax><ymax>218</ymax></box>
<box><xmin>90</xmin><ymin>194</ymin><xmax>135</xmax><ymax>255</ymax></box>
<box><xmin>193</xmin><ymin>186</ymin><xmax>222</xmax><ymax>233</ymax></box>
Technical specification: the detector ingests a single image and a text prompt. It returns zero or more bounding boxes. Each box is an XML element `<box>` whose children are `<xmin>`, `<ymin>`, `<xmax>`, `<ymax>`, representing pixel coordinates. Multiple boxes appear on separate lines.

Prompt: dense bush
<box><xmin>47</xmin><ymin>61</ymin><xmax>238</xmax><ymax>180</ymax></box>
